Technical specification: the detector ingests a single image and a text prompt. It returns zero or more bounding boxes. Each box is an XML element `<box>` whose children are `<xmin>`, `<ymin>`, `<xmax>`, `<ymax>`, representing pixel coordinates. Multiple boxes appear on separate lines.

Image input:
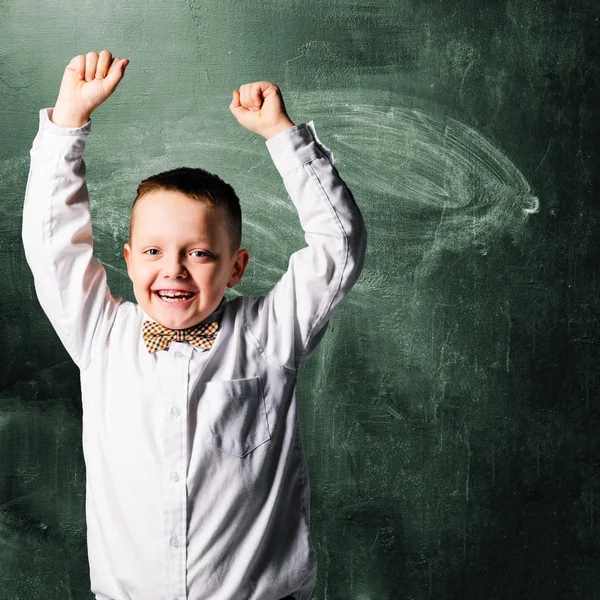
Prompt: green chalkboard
<box><xmin>2</xmin><ymin>0</ymin><xmax>600</xmax><ymax>598</ymax></box>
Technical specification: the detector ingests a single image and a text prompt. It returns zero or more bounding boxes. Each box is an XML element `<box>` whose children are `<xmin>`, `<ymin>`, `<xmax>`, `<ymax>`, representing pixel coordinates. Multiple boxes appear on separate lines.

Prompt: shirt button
<box><xmin>171</xmin><ymin>472</ymin><xmax>180</xmax><ymax>482</ymax></box>
<box><xmin>170</xmin><ymin>535</ymin><xmax>179</xmax><ymax>547</ymax></box>
<box><xmin>171</xmin><ymin>406</ymin><xmax>180</xmax><ymax>417</ymax></box>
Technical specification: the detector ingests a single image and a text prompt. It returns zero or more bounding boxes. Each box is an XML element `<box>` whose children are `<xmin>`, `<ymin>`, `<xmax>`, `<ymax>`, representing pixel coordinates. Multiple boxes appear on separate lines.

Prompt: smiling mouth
<box><xmin>154</xmin><ymin>290</ymin><xmax>197</xmax><ymax>304</ymax></box>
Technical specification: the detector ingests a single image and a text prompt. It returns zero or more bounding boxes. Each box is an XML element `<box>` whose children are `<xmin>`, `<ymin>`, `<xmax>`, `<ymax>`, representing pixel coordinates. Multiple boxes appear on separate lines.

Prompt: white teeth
<box><xmin>158</xmin><ymin>291</ymin><xmax>194</xmax><ymax>299</ymax></box>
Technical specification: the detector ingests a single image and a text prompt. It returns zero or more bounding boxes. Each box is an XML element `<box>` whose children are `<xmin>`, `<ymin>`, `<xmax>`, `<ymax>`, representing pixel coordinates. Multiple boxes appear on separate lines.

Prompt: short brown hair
<box><xmin>129</xmin><ymin>167</ymin><xmax>242</xmax><ymax>251</ymax></box>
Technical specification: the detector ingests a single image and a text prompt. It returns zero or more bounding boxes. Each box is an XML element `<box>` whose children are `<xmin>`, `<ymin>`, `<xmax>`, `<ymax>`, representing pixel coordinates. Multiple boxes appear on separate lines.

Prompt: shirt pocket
<box><xmin>200</xmin><ymin>376</ymin><xmax>271</xmax><ymax>457</ymax></box>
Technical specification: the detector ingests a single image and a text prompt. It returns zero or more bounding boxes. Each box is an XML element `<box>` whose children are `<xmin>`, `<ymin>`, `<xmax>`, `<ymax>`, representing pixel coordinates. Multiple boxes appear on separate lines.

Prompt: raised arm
<box><xmin>230</xmin><ymin>82</ymin><xmax>367</xmax><ymax>369</ymax></box>
<box><xmin>22</xmin><ymin>51</ymin><xmax>129</xmax><ymax>370</ymax></box>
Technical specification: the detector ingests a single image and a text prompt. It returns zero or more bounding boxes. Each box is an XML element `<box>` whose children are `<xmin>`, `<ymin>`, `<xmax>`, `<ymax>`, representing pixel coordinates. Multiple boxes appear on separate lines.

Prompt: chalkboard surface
<box><xmin>2</xmin><ymin>0</ymin><xmax>600</xmax><ymax>598</ymax></box>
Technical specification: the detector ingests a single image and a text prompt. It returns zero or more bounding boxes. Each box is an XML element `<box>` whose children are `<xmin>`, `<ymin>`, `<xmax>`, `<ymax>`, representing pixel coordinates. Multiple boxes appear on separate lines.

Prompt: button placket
<box><xmin>163</xmin><ymin>342</ymin><xmax>189</xmax><ymax>598</ymax></box>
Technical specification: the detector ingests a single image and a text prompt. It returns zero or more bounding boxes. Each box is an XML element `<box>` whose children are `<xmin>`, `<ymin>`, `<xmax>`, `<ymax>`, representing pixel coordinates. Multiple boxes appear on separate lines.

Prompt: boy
<box><xmin>22</xmin><ymin>50</ymin><xmax>366</xmax><ymax>600</ymax></box>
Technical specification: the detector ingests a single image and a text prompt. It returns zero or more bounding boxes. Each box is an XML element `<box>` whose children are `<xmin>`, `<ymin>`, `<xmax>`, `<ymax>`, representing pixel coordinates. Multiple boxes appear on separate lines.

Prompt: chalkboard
<box><xmin>2</xmin><ymin>0</ymin><xmax>600</xmax><ymax>598</ymax></box>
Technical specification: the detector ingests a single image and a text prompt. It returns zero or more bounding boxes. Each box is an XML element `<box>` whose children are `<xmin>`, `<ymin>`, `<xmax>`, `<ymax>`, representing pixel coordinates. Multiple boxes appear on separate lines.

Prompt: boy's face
<box><xmin>123</xmin><ymin>190</ymin><xmax>249</xmax><ymax>330</ymax></box>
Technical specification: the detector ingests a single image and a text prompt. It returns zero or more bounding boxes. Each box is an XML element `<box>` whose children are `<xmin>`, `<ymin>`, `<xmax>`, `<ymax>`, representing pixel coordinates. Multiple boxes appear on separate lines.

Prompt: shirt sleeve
<box><xmin>244</xmin><ymin>121</ymin><xmax>367</xmax><ymax>370</ymax></box>
<box><xmin>22</xmin><ymin>108</ymin><xmax>122</xmax><ymax>371</ymax></box>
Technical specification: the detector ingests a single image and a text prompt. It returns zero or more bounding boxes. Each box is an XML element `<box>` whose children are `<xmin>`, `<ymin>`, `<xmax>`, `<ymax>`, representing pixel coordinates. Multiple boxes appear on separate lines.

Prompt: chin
<box><xmin>155</xmin><ymin>310</ymin><xmax>198</xmax><ymax>330</ymax></box>
<box><xmin>136</xmin><ymin>299</ymin><xmax>189</xmax><ymax>330</ymax></box>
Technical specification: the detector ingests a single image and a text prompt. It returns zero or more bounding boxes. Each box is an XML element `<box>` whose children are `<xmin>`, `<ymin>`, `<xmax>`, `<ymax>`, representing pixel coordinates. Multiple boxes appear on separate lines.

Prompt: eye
<box><xmin>190</xmin><ymin>250</ymin><xmax>208</xmax><ymax>258</ymax></box>
<box><xmin>144</xmin><ymin>248</ymin><xmax>160</xmax><ymax>255</ymax></box>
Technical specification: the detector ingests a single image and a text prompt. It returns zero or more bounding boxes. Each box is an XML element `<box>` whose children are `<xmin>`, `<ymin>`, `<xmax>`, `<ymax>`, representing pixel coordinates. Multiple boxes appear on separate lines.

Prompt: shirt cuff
<box><xmin>39</xmin><ymin>107</ymin><xmax>92</xmax><ymax>136</ymax></box>
<box><xmin>265</xmin><ymin>121</ymin><xmax>335</xmax><ymax>177</ymax></box>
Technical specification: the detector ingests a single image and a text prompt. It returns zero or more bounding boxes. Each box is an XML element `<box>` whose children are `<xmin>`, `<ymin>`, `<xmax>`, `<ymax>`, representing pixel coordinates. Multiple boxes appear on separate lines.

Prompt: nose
<box><xmin>163</xmin><ymin>252</ymin><xmax>188</xmax><ymax>279</ymax></box>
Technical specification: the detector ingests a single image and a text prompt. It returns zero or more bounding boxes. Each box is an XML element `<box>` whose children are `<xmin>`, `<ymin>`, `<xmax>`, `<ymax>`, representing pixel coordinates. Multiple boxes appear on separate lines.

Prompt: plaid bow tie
<box><xmin>142</xmin><ymin>320</ymin><xmax>219</xmax><ymax>353</ymax></box>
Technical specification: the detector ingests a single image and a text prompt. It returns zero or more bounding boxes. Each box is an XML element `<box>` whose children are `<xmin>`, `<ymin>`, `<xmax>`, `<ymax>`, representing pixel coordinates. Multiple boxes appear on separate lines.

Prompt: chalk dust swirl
<box><xmin>294</xmin><ymin>96</ymin><xmax>539</xmax><ymax>281</ymax></box>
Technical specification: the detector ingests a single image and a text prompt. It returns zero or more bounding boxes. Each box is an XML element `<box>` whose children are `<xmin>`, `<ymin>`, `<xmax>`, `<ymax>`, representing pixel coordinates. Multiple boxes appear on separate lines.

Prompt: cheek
<box><xmin>193</xmin><ymin>265</ymin><xmax>226</xmax><ymax>289</ymax></box>
<box><xmin>131</xmin><ymin>262</ymin><xmax>156</xmax><ymax>287</ymax></box>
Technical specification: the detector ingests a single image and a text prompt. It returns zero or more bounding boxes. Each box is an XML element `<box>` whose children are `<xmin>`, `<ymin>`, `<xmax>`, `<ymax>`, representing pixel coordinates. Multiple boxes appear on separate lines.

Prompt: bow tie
<box><xmin>142</xmin><ymin>320</ymin><xmax>220</xmax><ymax>353</ymax></box>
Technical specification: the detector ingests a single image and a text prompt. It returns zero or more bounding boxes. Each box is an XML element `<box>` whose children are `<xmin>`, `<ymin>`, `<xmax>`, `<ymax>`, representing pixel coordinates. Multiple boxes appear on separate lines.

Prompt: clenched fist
<box><xmin>229</xmin><ymin>82</ymin><xmax>295</xmax><ymax>139</ymax></box>
<box><xmin>52</xmin><ymin>50</ymin><xmax>129</xmax><ymax>128</ymax></box>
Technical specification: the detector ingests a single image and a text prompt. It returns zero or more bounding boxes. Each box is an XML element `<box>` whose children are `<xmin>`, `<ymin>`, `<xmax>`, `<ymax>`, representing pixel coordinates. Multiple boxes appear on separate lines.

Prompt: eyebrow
<box><xmin>136</xmin><ymin>237</ymin><xmax>221</xmax><ymax>251</ymax></box>
<box><xmin>134</xmin><ymin>233</ymin><xmax>213</xmax><ymax>244</ymax></box>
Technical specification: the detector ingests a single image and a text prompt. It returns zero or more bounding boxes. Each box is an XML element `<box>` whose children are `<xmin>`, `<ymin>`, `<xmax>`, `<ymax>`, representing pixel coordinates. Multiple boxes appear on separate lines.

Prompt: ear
<box><xmin>227</xmin><ymin>249</ymin><xmax>250</xmax><ymax>288</ymax></box>
<box><xmin>123</xmin><ymin>242</ymin><xmax>134</xmax><ymax>281</ymax></box>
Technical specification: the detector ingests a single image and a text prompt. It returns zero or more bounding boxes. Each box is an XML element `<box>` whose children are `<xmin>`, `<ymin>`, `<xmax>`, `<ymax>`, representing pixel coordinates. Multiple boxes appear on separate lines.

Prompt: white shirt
<box><xmin>22</xmin><ymin>108</ymin><xmax>367</xmax><ymax>600</ymax></box>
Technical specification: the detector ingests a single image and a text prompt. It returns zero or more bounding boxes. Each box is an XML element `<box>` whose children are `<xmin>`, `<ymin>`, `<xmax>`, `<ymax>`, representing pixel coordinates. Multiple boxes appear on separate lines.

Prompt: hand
<box><xmin>229</xmin><ymin>81</ymin><xmax>295</xmax><ymax>139</ymax></box>
<box><xmin>51</xmin><ymin>51</ymin><xmax>129</xmax><ymax>128</ymax></box>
